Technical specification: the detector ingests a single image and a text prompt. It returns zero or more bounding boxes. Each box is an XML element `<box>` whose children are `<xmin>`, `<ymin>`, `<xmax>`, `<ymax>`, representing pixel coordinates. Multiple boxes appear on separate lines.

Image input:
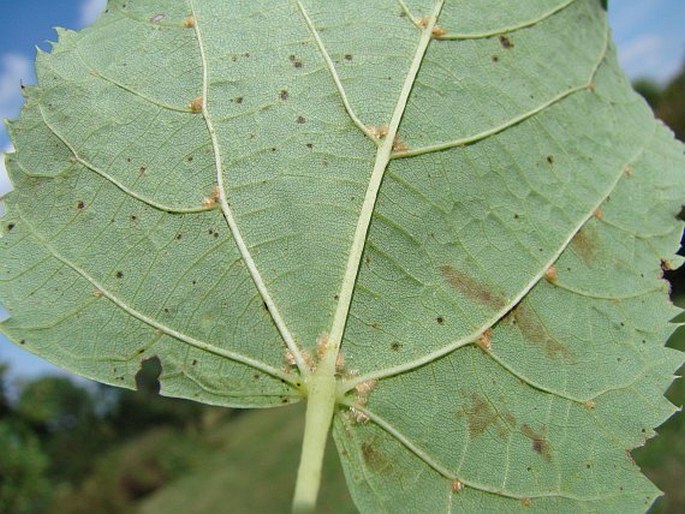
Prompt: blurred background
<box><xmin>0</xmin><ymin>1</ymin><xmax>684</xmax><ymax>512</ymax></box>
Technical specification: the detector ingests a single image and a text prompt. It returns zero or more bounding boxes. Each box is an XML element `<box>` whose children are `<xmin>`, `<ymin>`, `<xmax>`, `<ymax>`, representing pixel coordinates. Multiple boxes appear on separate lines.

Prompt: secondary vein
<box><xmin>189</xmin><ymin>0</ymin><xmax>308</xmax><ymax>373</ymax></box>
<box><xmin>18</xmin><ymin>216</ymin><xmax>294</xmax><ymax>383</ymax></box>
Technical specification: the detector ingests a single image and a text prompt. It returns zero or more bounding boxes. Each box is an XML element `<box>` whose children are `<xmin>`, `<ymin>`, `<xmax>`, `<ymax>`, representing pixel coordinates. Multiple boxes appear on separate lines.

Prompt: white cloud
<box><xmin>0</xmin><ymin>54</ymin><xmax>33</xmax><ymax>122</ymax></box>
<box><xmin>616</xmin><ymin>33</ymin><xmax>681</xmax><ymax>83</ymax></box>
<box><xmin>80</xmin><ymin>0</ymin><xmax>108</xmax><ymax>27</ymax></box>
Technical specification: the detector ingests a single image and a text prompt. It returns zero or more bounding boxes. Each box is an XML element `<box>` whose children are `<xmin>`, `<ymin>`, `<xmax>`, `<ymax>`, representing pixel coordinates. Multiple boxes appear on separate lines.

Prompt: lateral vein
<box><xmin>189</xmin><ymin>0</ymin><xmax>308</xmax><ymax>374</ymax></box>
<box><xmin>18</xmin><ymin>216</ymin><xmax>294</xmax><ymax>383</ymax></box>
<box><xmin>295</xmin><ymin>0</ymin><xmax>378</xmax><ymax>143</ymax></box>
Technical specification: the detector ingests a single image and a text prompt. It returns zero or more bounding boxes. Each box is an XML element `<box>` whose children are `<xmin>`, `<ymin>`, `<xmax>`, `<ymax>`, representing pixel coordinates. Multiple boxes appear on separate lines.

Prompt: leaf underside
<box><xmin>1</xmin><ymin>0</ymin><xmax>684</xmax><ymax>512</ymax></box>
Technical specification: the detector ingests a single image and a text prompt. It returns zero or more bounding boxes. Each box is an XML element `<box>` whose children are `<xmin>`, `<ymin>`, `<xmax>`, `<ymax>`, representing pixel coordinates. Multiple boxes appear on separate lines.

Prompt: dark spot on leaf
<box><xmin>279</xmin><ymin>89</ymin><xmax>289</xmax><ymax>101</ymax></box>
<box><xmin>271</xmin><ymin>147</ymin><xmax>277</xmax><ymax>152</ymax></box>
<box><xmin>436</xmin><ymin>316</ymin><xmax>444</xmax><ymax>324</ymax></box>
<box><xmin>522</xmin><ymin>424</ymin><xmax>550</xmax><ymax>461</ymax></box>
<box><xmin>137</xmin><ymin>348</ymin><xmax>145</xmax><ymax>354</ymax></box>
<box><xmin>176</xmin><ymin>233</ymin><xmax>182</xmax><ymax>240</ymax></box>
<box><xmin>390</xmin><ymin>342</ymin><xmax>401</xmax><ymax>351</ymax></box>
<box><xmin>139</xmin><ymin>166</ymin><xmax>146</xmax><ymax>174</ymax></box>
<box><xmin>514</xmin><ymin>214</ymin><xmax>520</xmax><ymax>219</ymax></box>
<box><xmin>546</xmin><ymin>155</ymin><xmax>554</xmax><ymax>165</ymax></box>
<box><xmin>344</xmin><ymin>53</ymin><xmax>353</xmax><ymax>61</ymax></box>
<box><xmin>333</xmin><ymin>294</ymin><xmax>339</xmax><ymax>300</ymax></box>
<box><xmin>130</xmin><ymin>215</ymin><xmax>137</xmax><ymax>221</ymax></box>
<box><xmin>289</xmin><ymin>54</ymin><xmax>303</xmax><ymax>68</ymax></box>
<box><xmin>570</xmin><ymin>226</ymin><xmax>597</xmax><ymax>264</ymax></box>
<box><xmin>244</xmin><ymin>52</ymin><xmax>250</xmax><ymax>58</ymax></box>
<box><xmin>235</xmin><ymin>96</ymin><xmax>243</xmax><ymax>104</ymax></box>
<box><xmin>296</xmin><ymin>115</ymin><xmax>306</xmax><ymax>124</ymax></box>
<box><xmin>459</xmin><ymin>393</ymin><xmax>515</xmax><ymax>438</ymax></box>
<box><xmin>7</xmin><ymin>223</ymin><xmax>15</xmax><ymax>231</ymax></box>
<box><xmin>77</xmin><ymin>201</ymin><xmax>85</xmax><ymax>210</ymax></box>
<box><xmin>116</xmin><ymin>271</ymin><xmax>124</xmax><ymax>279</ymax></box>
<box><xmin>441</xmin><ymin>265</ymin><xmax>505</xmax><ymax>309</ymax></box>
<box><xmin>306</xmin><ymin>143</ymin><xmax>314</xmax><ymax>149</ymax></box>
<box><xmin>370</xmin><ymin>322</ymin><xmax>381</xmax><ymax>330</ymax></box>
<box><xmin>492</xmin><ymin>55</ymin><xmax>499</xmax><ymax>62</ymax></box>
<box><xmin>511</xmin><ymin>305</ymin><xmax>573</xmax><ymax>360</ymax></box>
<box><xmin>20</xmin><ymin>339</ymin><xmax>26</xmax><ymax>345</ymax></box>
<box><xmin>187</xmin><ymin>156</ymin><xmax>194</xmax><ymax>162</ymax></box>
<box><xmin>499</xmin><ymin>35</ymin><xmax>514</xmax><ymax>49</ymax></box>
<box><xmin>191</xmin><ymin>359</ymin><xmax>197</xmax><ymax>366</ymax></box>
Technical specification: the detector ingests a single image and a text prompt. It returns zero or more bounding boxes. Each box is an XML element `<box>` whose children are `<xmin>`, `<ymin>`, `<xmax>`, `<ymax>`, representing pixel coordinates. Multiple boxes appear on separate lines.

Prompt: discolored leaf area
<box><xmin>1</xmin><ymin>0</ymin><xmax>684</xmax><ymax>512</ymax></box>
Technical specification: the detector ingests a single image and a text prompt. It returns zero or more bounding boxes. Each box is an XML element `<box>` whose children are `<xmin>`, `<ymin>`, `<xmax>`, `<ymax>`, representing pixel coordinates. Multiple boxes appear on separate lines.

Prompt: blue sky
<box><xmin>1</xmin><ymin>0</ymin><xmax>684</xmax><ymax>381</ymax></box>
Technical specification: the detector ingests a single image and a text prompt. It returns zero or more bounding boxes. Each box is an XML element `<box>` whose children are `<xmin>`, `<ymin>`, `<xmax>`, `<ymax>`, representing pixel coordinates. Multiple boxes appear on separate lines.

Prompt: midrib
<box><xmin>327</xmin><ymin>0</ymin><xmax>447</xmax><ymax>357</ymax></box>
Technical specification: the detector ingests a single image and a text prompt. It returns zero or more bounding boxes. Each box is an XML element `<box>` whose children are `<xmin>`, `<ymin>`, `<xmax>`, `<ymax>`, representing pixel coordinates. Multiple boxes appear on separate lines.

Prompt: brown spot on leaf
<box><xmin>76</xmin><ymin>201</ymin><xmax>85</xmax><ymax>210</ymax></box>
<box><xmin>544</xmin><ymin>265</ymin><xmax>557</xmax><ymax>283</ymax></box>
<box><xmin>522</xmin><ymin>498</ymin><xmax>532</xmax><ymax>508</ymax></box>
<box><xmin>570</xmin><ymin>226</ymin><xmax>597</xmax><ymax>264</ymax></box>
<box><xmin>441</xmin><ymin>266</ymin><xmax>505</xmax><ymax>309</ymax></box>
<box><xmin>511</xmin><ymin>304</ymin><xmax>573</xmax><ymax>360</ymax></box>
<box><xmin>522</xmin><ymin>424</ymin><xmax>550</xmax><ymax>461</ymax></box>
<box><xmin>361</xmin><ymin>442</ymin><xmax>392</xmax><ymax>474</ymax></box>
<box><xmin>460</xmin><ymin>393</ymin><xmax>514</xmax><ymax>438</ymax></box>
<box><xmin>183</xmin><ymin>17</ymin><xmax>195</xmax><ymax>28</ymax></box>
<box><xmin>451</xmin><ymin>480</ymin><xmax>464</xmax><ymax>493</ymax></box>
<box><xmin>431</xmin><ymin>25</ymin><xmax>446</xmax><ymax>37</ymax></box>
<box><xmin>477</xmin><ymin>329</ymin><xmax>492</xmax><ymax>351</ymax></box>
<box><xmin>189</xmin><ymin>96</ymin><xmax>203</xmax><ymax>112</ymax></box>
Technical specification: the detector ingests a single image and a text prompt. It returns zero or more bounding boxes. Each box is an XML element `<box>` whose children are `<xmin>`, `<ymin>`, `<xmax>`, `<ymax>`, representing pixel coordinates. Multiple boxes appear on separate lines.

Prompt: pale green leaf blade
<box><xmin>0</xmin><ymin>0</ymin><xmax>683</xmax><ymax>512</ymax></box>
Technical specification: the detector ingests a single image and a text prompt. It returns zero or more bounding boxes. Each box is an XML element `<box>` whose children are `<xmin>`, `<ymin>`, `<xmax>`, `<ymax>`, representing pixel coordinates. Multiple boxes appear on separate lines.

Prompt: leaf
<box><xmin>1</xmin><ymin>0</ymin><xmax>684</xmax><ymax>512</ymax></box>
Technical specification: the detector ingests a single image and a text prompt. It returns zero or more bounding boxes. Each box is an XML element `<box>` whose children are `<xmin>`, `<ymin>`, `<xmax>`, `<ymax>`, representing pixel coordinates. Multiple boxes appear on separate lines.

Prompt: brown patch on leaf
<box><xmin>522</xmin><ymin>498</ymin><xmax>532</xmax><ymax>508</ymax></box>
<box><xmin>584</xmin><ymin>399</ymin><xmax>596</xmax><ymax>410</ymax></box>
<box><xmin>361</xmin><ymin>442</ymin><xmax>393</xmax><ymax>474</ymax></box>
<box><xmin>441</xmin><ymin>266</ymin><xmax>505</xmax><ymax>309</ymax></box>
<box><xmin>183</xmin><ymin>17</ymin><xmax>195</xmax><ymax>28</ymax></box>
<box><xmin>432</xmin><ymin>26</ymin><xmax>446</xmax><ymax>37</ymax></box>
<box><xmin>460</xmin><ymin>393</ymin><xmax>515</xmax><ymax>438</ymax></box>
<box><xmin>593</xmin><ymin>208</ymin><xmax>603</xmax><ymax>220</ymax></box>
<box><xmin>451</xmin><ymin>479</ymin><xmax>464</xmax><ymax>493</ymax></box>
<box><xmin>512</xmin><ymin>305</ymin><xmax>574</xmax><ymax>361</ymax></box>
<box><xmin>392</xmin><ymin>135</ymin><xmax>408</xmax><ymax>153</ymax></box>
<box><xmin>570</xmin><ymin>226</ymin><xmax>597</xmax><ymax>264</ymax></box>
<box><xmin>477</xmin><ymin>329</ymin><xmax>492</xmax><ymax>351</ymax></box>
<box><xmin>521</xmin><ymin>424</ymin><xmax>550</xmax><ymax>461</ymax></box>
